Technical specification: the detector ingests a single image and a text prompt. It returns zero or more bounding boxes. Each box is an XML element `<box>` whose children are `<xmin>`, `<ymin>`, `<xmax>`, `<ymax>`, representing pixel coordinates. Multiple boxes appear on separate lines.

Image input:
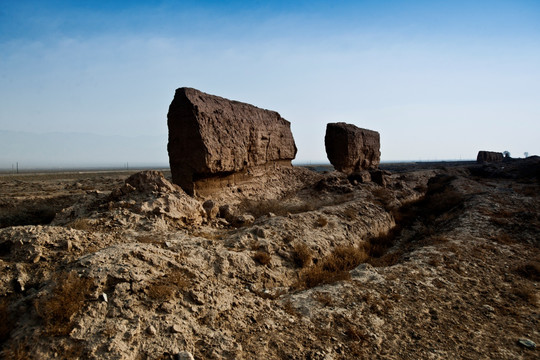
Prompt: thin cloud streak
<box><xmin>1</xmin><ymin>1</ymin><xmax>539</xmax><ymax>165</ymax></box>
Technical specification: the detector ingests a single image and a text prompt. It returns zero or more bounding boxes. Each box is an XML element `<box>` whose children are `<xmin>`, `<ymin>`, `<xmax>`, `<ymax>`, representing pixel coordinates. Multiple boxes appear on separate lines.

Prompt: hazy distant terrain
<box><xmin>0</xmin><ymin>131</ymin><xmax>169</xmax><ymax>170</ymax></box>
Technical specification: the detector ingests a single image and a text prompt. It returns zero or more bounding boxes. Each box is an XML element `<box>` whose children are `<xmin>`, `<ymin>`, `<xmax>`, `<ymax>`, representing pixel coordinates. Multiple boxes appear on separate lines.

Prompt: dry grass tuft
<box><xmin>368</xmin><ymin>250</ymin><xmax>403</xmax><ymax>267</ymax></box>
<box><xmin>515</xmin><ymin>261</ymin><xmax>540</xmax><ymax>281</ymax></box>
<box><xmin>1</xmin><ymin>340</ymin><xmax>30</xmax><ymax>360</ymax></box>
<box><xmin>282</xmin><ymin>300</ymin><xmax>301</xmax><ymax>317</ymax></box>
<box><xmin>514</xmin><ymin>185</ymin><xmax>537</xmax><ymax>197</ymax></box>
<box><xmin>101</xmin><ymin>323</ymin><xmax>117</xmax><ymax>339</ymax></box>
<box><xmin>136</xmin><ymin>234</ymin><xmax>160</xmax><ymax>244</ymax></box>
<box><xmin>490</xmin><ymin>233</ymin><xmax>515</xmax><ymax>244</ymax></box>
<box><xmin>295</xmin><ymin>246</ymin><xmax>368</xmax><ymax>289</ymax></box>
<box><xmin>313</xmin><ymin>292</ymin><xmax>334</xmax><ymax>307</ymax></box>
<box><xmin>366</xmin><ymin>174</ymin><xmax>466</xmax><ymax>266</ymax></box>
<box><xmin>343</xmin><ymin>207</ymin><xmax>358</xmax><ymax>221</ymax></box>
<box><xmin>330</xmin><ymin>246</ymin><xmax>369</xmax><ymax>269</ymax></box>
<box><xmin>147</xmin><ymin>270</ymin><xmax>190</xmax><ymax>301</ymax></box>
<box><xmin>68</xmin><ymin>218</ymin><xmax>95</xmax><ymax>231</ymax></box>
<box><xmin>253</xmin><ymin>251</ymin><xmax>272</xmax><ymax>266</ymax></box>
<box><xmin>253</xmin><ymin>288</ymin><xmax>286</xmax><ymax>300</ymax></box>
<box><xmin>34</xmin><ymin>272</ymin><xmax>94</xmax><ymax>335</ymax></box>
<box><xmin>239</xmin><ymin>198</ymin><xmax>312</xmax><ymax>218</ymax></box>
<box><xmin>292</xmin><ymin>243</ymin><xmax>313</xmax><ymax>268</ymax></box>
<box><xmin>315</xmin><ymin>216</ymin><xmax>328</xmax><ymax>227</ymax></box>
<box><xmin>0</xmin><ymin>297</ymin><xmax>15</xmax><ymax>344</ymax></box>
<box><xmin>365</xmin><ymin>231</ymin><xmax>397</xmax><ymax>259</ymax></box>
<box><xmin>136</xmin><ymin>234</ymin><xmax>172</xmax><ymax>246</ymax></box>
<box><xmin>372</xmin><ymin>187</ymin><xmax>395</xmax><ymax>211</ymax></box>
<box><xmin>297</xmin><ymin>265</ymin><xmax>351</xmax><ymax>289</ymax></box>
<box><xmin>345</xmin><ymin>324</ymin><xmax>368</xmax><ymax>342</ymax></box>
<box><xmin>424</xmin><ymin>235</ymin><xmax>448</xmax><ymax>244</ymax></box>
<box><xmin>283</xmin><ymin>234</ymin><xmax>295</xmax><ymax>244</ymax></box>
<box><xmin>191</xmin><ymin>229</ymin><xmax>224</xmax><ymax>241</ymax></box>
<box><xmin>240</xmin><ymin>194</ymin><xmax>355</xmax><ymax>218</ymax></box>
<box><xmin>512</xmin><ymin>281</ymin><xmax>538</xmax><ymax>305</ymax></box>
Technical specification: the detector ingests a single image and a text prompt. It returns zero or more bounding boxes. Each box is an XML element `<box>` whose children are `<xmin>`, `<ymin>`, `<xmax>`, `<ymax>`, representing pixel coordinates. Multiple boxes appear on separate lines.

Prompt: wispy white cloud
<box><xmin>1</xmin><ymin>0</ymin><xmax>539</xmax><ymax>164</ymax></box>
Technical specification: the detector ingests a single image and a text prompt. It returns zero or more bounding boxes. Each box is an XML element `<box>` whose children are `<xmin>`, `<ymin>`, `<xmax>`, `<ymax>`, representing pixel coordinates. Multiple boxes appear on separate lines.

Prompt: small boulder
<box><xmin>202</xmin><ymin>200</ymin><xmax>219</xmax><ymax>219</ymax></box>
<box><xmin>218</xmin><ymin>205</ymin><xmax>235</xmax><ymax>222</ymax></box>
<box><xmin>175</xmin><ymin>352</ymin><xmax>195</xmax><ymax>360</ymax></box>
<box><xmin>517</xmin><ymin>338</ymin><xmax>536</xmax><ymax>349</ymax></box>
<box><xmin>171</xmin><ymin>324</ymin><xmax>183</xmax><ymax>333</ymax></box>
<box><xmin>233</xmin><ymin>214</ymin><xmax>255</xmax><ymax>227</ymax></box>
<box><xmin>125</xmin><ymin>170</ymin><xmax>178</xmax><ymax>193</ymax></box>
<box><xmin>348</xmin><ymin>171</ymin><xmax>371</xmax><ymax>184</ymax></box>
<box><xmin>370</xmin><ymin>169</ymin><xmax>389</xmax><ymax>187</ymax></box>
<box><xmin>146</xmin><ymin>325</ymin><xmax>157</xmax><ymax>336</ymax></box>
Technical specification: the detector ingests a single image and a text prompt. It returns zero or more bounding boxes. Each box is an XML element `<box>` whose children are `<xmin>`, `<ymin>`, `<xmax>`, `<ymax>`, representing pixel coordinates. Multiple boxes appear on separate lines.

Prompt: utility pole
<box><xmin>16</xmin><ymin>162</ymin><xmax>18</xmax><ymax>174</ymax></box>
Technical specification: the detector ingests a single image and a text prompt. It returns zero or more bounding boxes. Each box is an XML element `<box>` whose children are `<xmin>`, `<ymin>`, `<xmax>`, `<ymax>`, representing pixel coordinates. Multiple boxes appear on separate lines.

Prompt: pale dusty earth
<box><xmin>0</xmin><ymin>159</ymin><xmax>538</xmax><ymax>360</ymax></box>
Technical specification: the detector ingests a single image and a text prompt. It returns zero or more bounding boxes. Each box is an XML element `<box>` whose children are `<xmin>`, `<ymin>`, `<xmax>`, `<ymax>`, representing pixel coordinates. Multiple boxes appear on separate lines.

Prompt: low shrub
<box><xmin>298</xmin><ymin>265</ymin><xmax>351</xmax><ymax>289</ymax></box>
<box><xmin>515</xmin><ymin>261</ymin><xmax>540</xmax><ymax>281</ymax></box>
<box><xmin>253</xmin><ymin>251</ymin><xmax>272</xmax><ymax>266</ymax></box>
<box><xmin>1</xmin><ymin>341</ymin><xmax>30</xmax><ymax>360</ymax></box>
<box><xmin>282</xmin><ymin>299</ymin><xmax>301</xmax><ymax>317</ymax></box>
<box><xmin>315</xmin><ymin>216</ymin><xmax>328</xmax><ymax>227</ymax></box>
<box><xmin>372</xmin><ymin>187</ymin><xmax>395</xmax><ymax>211</ymax></box>
<box><xmin>292</xmin><ymin>243</ymin><xmax>313</xmax><ymax>268</ymax></box>
<box><xmin>512</xmin><ymin>281</ymin><xmax>538</xmax><ymax>305</ymax></box>
<box><xmin>329</xmin><ymin>246</ymin><xmax>369</xmax><ymax>270</ymax></box>
<box><xmin>313</xmin><ymin>292</ymin><xmax>334</xmax><ymax>307</ymax></box>
<box><xmin>365</xmin><ymin>232</ymin><xmax>395</xmax><ymax>258</ymax></box>
<box><xmin>239</xmin><ymin>198</ymin><xmax>311</xmax><ymax>218</ymax></box>
<box><xmin>366</xmin><ymin>174</ymin><xmax>465</xmax><ymax>265</ymax></box>
<box><xmin>0</xmin><ymin>297</ymin><xmax>15</xmax><ymax>344</ymax></box>
<box><xmin>34</xmin><ymin>272</ymin><xmax>94</xmax><ymax>335</ymax></box>
<box><xmin>295</xmin><ymin>246</ymin><xmax>368</xmax><ymax>289</ymax></box>
<box><xmin>239</xmin><ymin>194</ymin><xmax>355</xmax><ymax>218</ymax></box>
<box><xmin>68</xmin><ymin>218</ymin><xmax>94</xmax><ymax>231</ymax></box>
<box><xmin>368</xmin><ymin>250</ymin><xmax>403</xmax><ymax>267</ymax></box>
<box><xmin>343</xmin><ymin>207</ymin><xmax>358</xmax><ymax>221</ymax></box>
<box><xmin>148</xmin><ymin>270</ymin><xmax>190</xmax><ymax>301</ymax></box>
<box><xmin>136</xmin><ymin>234</ymin><xmax>159</xmax><ymax>244</ymax></box>
<box><xmin>345</xmin><ymin>324</ymin><xmax>368</xmax><ymax>342</ymax></box>
<box><xmin>490</xmin><ymin>233</ymin><xmax>514</xmax><ymax>244</ymax></box>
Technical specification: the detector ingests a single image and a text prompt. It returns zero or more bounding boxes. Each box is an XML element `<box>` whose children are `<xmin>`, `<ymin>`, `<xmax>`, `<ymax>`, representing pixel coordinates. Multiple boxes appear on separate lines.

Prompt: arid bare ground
<box><xmin>0</xmin><ymin>160</ymin><xmax>538</xmax><ymax>359</ymax></box>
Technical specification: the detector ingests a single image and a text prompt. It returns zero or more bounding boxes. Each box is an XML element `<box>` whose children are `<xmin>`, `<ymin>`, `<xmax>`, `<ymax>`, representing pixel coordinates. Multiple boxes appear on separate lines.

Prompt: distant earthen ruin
<box><xmin>167</xmin><ymin>88</ymin><xmax>297</xmax><ymax>195</ymax></box>
<box><xmin>477</xmin><ymin>151</ymin><xmax>504</xmax><ymax>163</ymax></box>
<box><xmin>324</xmin><ymin>122</ymin><xmax>380</xmax><ymax>174</ymax></box>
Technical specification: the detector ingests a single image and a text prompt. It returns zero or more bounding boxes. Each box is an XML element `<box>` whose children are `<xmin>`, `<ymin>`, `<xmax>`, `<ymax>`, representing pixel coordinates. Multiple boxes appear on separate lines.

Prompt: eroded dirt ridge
<box><xmin>0</xmin><ymin>157</ymin><xmax>538</xmax><ymax>359</ymax></box>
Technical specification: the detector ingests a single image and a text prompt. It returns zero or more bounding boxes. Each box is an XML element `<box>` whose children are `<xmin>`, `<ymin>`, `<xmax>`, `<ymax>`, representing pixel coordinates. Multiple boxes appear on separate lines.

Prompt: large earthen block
<box><xmin>167</xmin><ymin>88</ymin><xmax>297</xmax><ymax>195</ymax></box>
<box><xmin>325</xmin><ymin>122</ymin><xmax>380</xmax><ymax>173</ymax></box>
<box><xmin>477</xmin><ymin>151</ymin><xmax>503</xmax><ymax>163</ymax></box>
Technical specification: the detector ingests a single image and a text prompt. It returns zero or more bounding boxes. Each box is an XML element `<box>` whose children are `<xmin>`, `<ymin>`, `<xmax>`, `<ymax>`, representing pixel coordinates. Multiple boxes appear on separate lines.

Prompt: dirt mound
<box><xmin>53</xmin><ymin>170</ymin><xmax>205</xmax><ymax>231</ymax></box>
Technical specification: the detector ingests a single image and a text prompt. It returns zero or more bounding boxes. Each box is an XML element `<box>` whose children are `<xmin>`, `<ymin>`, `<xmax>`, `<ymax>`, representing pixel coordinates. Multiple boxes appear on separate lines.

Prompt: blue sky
<box><xmin>1</xmin><ymin>0</ymin><xmax>539</xmax><ymax>167</ymax></box>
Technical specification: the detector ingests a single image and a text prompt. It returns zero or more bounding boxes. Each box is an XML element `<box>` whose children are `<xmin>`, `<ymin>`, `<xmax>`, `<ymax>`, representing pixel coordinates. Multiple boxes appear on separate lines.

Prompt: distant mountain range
<box><xmin>0</xmin><ymin>131</ymin><xmax>169</xmax><ymax>170</ymax></box>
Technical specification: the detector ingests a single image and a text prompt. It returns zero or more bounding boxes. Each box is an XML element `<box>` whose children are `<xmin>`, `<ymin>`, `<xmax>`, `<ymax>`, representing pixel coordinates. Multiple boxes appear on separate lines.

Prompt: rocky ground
<box><xmin>0</xmin><ymin>159</ymin><xmax>538</xmax><ymax>359</ymax></box>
